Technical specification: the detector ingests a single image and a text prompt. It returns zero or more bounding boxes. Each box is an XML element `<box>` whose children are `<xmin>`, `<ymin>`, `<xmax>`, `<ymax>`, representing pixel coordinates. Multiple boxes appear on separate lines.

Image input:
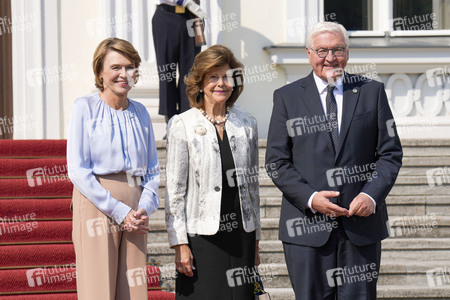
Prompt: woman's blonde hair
<box><xmin>185</xmin><ymin>45</ymin><xmax>244</xmax><ymax>109</ymax></box>
<box><xmin>92</xmin><ymin>38</ymin><xmax>141</xmax><ymax>91</ymax></box>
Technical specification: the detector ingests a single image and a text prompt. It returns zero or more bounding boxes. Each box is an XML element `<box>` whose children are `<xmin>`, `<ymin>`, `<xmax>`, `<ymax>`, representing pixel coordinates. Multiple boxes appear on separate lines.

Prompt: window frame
<box><xmin>337</xmin><ymin>0</ymin><xmax>450</xmax><ymax>37</ymax></box>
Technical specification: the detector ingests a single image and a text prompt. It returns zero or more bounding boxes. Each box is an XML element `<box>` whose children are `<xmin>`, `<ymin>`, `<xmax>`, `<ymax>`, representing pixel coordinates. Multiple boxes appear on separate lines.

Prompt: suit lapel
<box><xmin>336</xmin><ymin>74</ymin><xmax>361</xmax><ymax>158</ymax></box>
<box><xmin>301</xmin><ymin>73</ymin><xmax>335</xmax><ymax>154</ymax></box>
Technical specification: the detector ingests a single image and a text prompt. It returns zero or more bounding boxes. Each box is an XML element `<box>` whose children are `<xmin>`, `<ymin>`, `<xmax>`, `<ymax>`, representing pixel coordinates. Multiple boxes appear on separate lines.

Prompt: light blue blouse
<box><xmin>67</xmin><ymin>92</ymin><xmax>160</xmax><ymax>224</ymax></box>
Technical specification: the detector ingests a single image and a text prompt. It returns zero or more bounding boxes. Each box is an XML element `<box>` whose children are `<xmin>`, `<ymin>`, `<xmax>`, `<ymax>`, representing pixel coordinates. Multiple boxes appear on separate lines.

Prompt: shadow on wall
<box><xmin>212</xmin><ymin>2</ymin><xmax>286</xmax><ymax>138</ymax></box>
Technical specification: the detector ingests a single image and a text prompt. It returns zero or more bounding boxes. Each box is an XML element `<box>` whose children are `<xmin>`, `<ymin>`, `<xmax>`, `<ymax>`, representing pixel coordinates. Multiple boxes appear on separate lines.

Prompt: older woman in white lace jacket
<box><xmin>165</xmin><ymin>105</ymin><xmax>261</xmax><ymax>246</ymax></box>
<box><xmin>165</xmin><ymin>45</ymin><xmax>261</xmax><ymax>299</ymax></box>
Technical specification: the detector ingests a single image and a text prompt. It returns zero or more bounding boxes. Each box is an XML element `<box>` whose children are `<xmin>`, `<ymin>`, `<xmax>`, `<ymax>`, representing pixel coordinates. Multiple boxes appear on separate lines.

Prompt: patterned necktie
<box><xmin>326</xmin><ymin>85</ymin><xmax>339</xmax><ymax>151</ymax></box>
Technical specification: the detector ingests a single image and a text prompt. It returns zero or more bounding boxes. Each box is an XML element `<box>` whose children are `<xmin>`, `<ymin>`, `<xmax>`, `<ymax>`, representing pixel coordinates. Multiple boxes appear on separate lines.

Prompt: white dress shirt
<box><xmin>307</xmin><ymin>73</ymin><xmax>376</xmax><ymax>213</ymax></box>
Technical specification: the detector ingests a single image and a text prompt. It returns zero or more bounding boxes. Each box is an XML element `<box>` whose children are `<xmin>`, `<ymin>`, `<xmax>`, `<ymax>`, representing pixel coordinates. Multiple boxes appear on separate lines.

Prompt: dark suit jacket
<box><xmin>265</xmin><ymin>72</ymin><xmax>403</xmax><ymax>247</ymax></box>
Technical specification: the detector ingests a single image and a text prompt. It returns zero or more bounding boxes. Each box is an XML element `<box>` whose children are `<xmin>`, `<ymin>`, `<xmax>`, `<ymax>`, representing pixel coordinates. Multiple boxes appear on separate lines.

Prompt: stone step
<box><xmin>264</xmin><ymin>288</ymin><xmax>295</xmax><ymax>300</ymax></box>
<box><xmin>394</xmin><ymin>176</ymin><xmax>449</xmax><ymax>185</ymax></box>
<box><xmin>151</xmin><ymin>194</ymin><xmax>450</xmax><ymax>220</ymax></box>
<box><xmin>147</xmin><ymin>242</ymin><xmax>174</xmax><ymax>266</ymax></box>
<box><xmin>155</xmin><ymin>164</ymin><xmax>449</xmax><ymax>186</ymax></box>
<box><xmin>258</xmin><ymin>150</ymin><xmax>450</xmax><ymax>164</ymax></box>
<box><xmin>399</xmin><ymin>166</ymin><xmax>450</xmax><ymax>176</ymax></box>
<box><xmin>377</xmin><ymin>285</ymin><xmax>450</xmax><ymax>299</ymax></box>
<box><xmin>251</xmin><ymin>261</ymin><xmax>450</xmax><ymax>288</ymax></box>
<box><xmin>151</xmin><ymin>259</ymin><xmax>450</xmax><ymax>298</ymax></box>
<box><xmin>384</xmin><ymin>195</ymin><xmax>450</xmax><ymax>216</ymax></box>
<box><xmin>256</xmin><ymin>195</ymin><xmax>450</xmax><ymax>219</ymax></box>
<box><xmin>388</xmin><ymin>185</ymin><xmax>449</xmax><ymax>196</ymax></box>
<box><xmin>148</xmin><ymin>216</ymin><xmax>450</xmax><ymax>243</ymax></box>
<box><xmin>381</xmin><ymin>238</ymin><xmax>450</xmax><ymax>261</ymax></box>
<box><xmin>257</xmin><ymin>239</ymin><xmax>450</xmax><ymax>264</ymax></box>
<box><xmin>251</xmin><ymin>179</ymin><xmax>450</xmax><ymax>190</ymax></box>
<box><xmin>261</xmin><ymin>156</ymin><xmax>450</xmax><ymax>169</ymax></box>
<box><xmin>147</xmin><ymin>139</ymin><xmax>450</xmax><ymax>298</ymax></box>
<box><xmin>265</xmin><ymin>285</ymin><xmax>450</xmax><ymax>300</ymax></box>
<box><xmin>155</xmin><ymin>157</ymin><xmax>450</xmax><ymax>174</ymax></box>
<box><xmin>147</xmin><ymin>238</ymin><xmax>450</xmax><ymax>266</ymax></box>
<box><xmin>256</xmin><ymin>139</ymin><xmax>450</xmax><ymax>154</ymax></box>
<box><xmin>156</xmin><ymin>140</ymin><xmax>450</xmax><ymax>166</ymax></box>
<box><xmin>256</xmin><ymin>185</ymin><xmax>450</xmax><ymax>198</ymax></box>
<box><xmin>257</xmin><ymin>138</ymin><xmax>450</xmax><ymax>149</ymax></box>
<box><xmin>388</xmin><ymin>215</ymin><xmax>450</xmax><ymax>238</ymax></box>
<box><xmin>154</xmin><ymin>184</ymin><xmax>450</xmax><ymax>203</ymax></box>
<box><xmin>155</xmin><ymin>175</ymin><xmax>450</xmax><ymax>190</ymax></box>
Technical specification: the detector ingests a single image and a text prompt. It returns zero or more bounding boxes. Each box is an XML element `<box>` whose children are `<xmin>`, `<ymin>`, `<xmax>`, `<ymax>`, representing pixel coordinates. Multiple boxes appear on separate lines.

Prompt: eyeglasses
<box><xmin>312</xmin><ymin>47</ymin><xmax>346</xmax><ymax>58</ymax></box>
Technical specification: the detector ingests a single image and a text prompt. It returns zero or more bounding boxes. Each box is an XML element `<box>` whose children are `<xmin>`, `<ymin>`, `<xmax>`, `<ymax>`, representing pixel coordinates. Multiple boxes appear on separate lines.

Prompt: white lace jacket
<box><xmin>165</xmin><ymin>106</ymin><xmax>261</xmax><ymax>247</ymax></box>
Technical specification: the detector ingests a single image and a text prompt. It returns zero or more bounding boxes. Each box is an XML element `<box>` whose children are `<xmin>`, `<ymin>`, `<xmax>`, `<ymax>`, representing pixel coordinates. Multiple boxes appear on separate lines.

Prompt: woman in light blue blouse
<box><xmin>67</xmin><ymin>38</ymin><xmax>159</xmax><ymax>300</ymax></box>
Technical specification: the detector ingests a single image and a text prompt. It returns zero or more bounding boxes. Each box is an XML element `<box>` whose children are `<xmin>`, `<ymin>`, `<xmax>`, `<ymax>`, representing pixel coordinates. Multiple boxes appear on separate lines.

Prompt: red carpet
<box><xmin>0</xmin><ymin>140</ymin><xmax>174</xmax><ymax>299</ymax></box>
<box><xmin>0</xmin><ymin>140</ymin><xmax>66</xmax><ymax>157</ymax></box>
<box><xmin>0</xmin><ymin>198</ymin><xmax>73</xmax><ymax>219</ymax></box>
<box><xmin>0</xmin><ymin>158</ymin><xmax>68</xmax><ymax>177</ymax></box>
<box><xmin>0</xmin><ymin>179</ymin><xmax>73</xmax><ymax>198</ymax></box>
<box><xmin>0</xmin><ymin>291</ymin><xmax>173</xmax><ymax>300</ymax></box>
<box><xmin>0</xmin><ymin>293</ymin><xmax>79</xmax><ymax>300</ymax></box>
<box><xmin>0</xmin><ymin>244</ymin><xmax>75</xmax><ymax>268</ymax></box>
<box><xmin>0</xmin><ymin>221</ymin><xmax>73</xmax><ymax>244</ymax></box>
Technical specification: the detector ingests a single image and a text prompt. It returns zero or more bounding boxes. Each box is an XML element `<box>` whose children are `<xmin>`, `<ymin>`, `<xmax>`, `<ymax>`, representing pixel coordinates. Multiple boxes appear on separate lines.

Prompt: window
<box><xmin>324</xmin><ymin>0</ymin><xmax>373</xmax><ymax>31</ymax></box>
<box><xmin>393</xmin><ymin>0</ymin><xmax>450</xmax><ymax>30</ymax></box>
<box><xmin>323</xmin><ymin>0</ymin><xmax>450</xmax><ymax>33</ymax></box>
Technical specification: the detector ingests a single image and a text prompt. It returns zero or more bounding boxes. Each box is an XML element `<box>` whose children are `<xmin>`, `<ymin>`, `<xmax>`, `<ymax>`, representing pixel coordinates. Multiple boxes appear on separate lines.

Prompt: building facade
<box><xmin>1</xmin><ymin>0</ymin><xmax>449</xmax><ymax>140</ymax></box>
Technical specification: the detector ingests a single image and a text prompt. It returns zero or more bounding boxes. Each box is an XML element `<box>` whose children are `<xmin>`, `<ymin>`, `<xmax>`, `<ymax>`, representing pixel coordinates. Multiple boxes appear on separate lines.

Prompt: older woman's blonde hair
<box><xmin>93</xmin><ymin>38</ymin><xmax>141</xmax><ymax>91</ymax></box>
<box><xmin>185</xmin><ymin>45</ymin><xmax>244</xmax><ymax>109</ymax></box>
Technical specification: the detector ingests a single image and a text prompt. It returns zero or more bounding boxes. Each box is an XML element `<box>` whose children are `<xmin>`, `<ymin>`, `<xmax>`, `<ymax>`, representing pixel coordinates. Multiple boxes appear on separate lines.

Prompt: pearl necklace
<box><xmin>199</xmin><ymin>108</ymin><xmax>229</xmax><ymax>127</ymax></box>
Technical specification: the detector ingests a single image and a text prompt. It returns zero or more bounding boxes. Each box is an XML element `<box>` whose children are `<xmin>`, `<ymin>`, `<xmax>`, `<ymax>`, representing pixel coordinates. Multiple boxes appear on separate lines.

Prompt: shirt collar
<box><xmin>312</xmin><ymin>72</ymin><xmax>344</xmax><ymax>94</ymax></box>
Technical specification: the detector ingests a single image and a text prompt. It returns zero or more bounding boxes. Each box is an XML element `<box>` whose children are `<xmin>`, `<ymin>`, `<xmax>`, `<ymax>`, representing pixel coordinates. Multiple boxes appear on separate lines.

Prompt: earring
<box><xmin>196</xmin><ymin>90</ymin><xmax>202</xmax><ymax>103</ymax></box>
<box><xmin>199</xmin><ymin>89</ymin><xmax>203</xmax><ymax>93</ymax></box>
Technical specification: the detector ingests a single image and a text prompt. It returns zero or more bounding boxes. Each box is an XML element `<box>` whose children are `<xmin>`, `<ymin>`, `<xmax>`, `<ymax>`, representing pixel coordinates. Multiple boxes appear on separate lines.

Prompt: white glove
<box><xmin>184</xmin><ymin>0</ymin><xmax>207</xmax><ymax>19</ymax></box>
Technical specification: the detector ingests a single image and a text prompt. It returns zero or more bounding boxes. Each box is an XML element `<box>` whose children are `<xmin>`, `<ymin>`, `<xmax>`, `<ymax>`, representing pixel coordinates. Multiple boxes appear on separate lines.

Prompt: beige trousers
<box><xmin>72</xmin><ymin>173</ymin><xmax>148</xmax><ymax>300</ymax></box>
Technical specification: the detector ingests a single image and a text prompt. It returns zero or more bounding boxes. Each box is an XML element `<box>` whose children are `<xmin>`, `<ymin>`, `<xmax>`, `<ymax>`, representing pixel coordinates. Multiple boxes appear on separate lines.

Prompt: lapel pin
<box><xmin>194</xmin><ymin>125</ymin><xmax>207</xmax><ymax>136</ymax></box>
<box><xmin>352</xmin><ymin>88</ymin><xmax>358</xmax><ymax>93</ymax></box>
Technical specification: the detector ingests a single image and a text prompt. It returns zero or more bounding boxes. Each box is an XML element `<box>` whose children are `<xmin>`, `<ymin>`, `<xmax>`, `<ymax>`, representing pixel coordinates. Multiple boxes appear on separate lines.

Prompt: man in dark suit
<box><xmin>265</xmin><ymin>22</ymin><xmax>403</xmax><ymax>299</ymax></box>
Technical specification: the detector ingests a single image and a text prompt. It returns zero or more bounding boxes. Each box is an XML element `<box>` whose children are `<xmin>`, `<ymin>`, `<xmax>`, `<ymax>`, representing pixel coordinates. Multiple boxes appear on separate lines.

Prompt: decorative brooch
<box><xmin>194</xmin><ymin>125</ymin><xmax>207</xmax><ymax>136</ymax></box>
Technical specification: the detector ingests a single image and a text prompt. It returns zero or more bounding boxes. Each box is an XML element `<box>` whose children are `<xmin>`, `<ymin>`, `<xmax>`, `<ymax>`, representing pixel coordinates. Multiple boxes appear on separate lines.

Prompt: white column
<box><xmin>12</xmin><ymin>0</ymin><xmax>43</xmax><ymax>139</ymax></box>
<box><xmin>205</xmin><ymin>0</ymin><xmax>222</xmax><ymax>46</ymax></box>
<box><xmin>12</xmin><ymin>0</ymin><xmax>45</xmax><ymax>139</ymax></box>
<box><xmin>42</xmin><ymin>0</ymin><xmax>62</xmax><ymax>138</ymax></box>
<box><xmin>12</xmin><ymin>0</ymin><xmax>65</xmax><ymax>139</ymax></box>
<box><xmin>114</xmin><ymin>0</ymin><xmax>129</xmax><ymax>39</ymax></box>
<box><xmin>131</xmin><ymin>0</ymin><xmax>146</xmax><ymax>60</ymax></box>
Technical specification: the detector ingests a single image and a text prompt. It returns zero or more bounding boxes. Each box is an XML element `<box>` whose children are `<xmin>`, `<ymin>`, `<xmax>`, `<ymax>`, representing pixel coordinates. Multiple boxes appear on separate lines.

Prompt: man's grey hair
<box><xmin>306</xmin><ymin>22</ymin><xmax>349</xmax><ymax>49</ymax></box>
